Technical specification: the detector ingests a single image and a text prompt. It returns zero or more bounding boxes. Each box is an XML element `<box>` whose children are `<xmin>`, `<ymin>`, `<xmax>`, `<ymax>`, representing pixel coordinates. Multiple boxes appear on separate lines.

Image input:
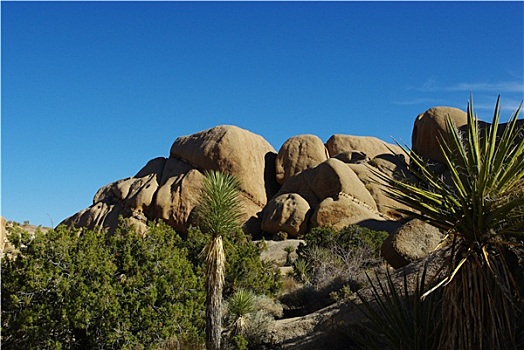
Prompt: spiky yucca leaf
<box><xmin>351</xmin><ymin>264</ymin><xmax>441</xmax><ymax>350</ymax></box>
<box><xmin>376</xmin><ymin>96</ymin><xmax>524</xmax><ymax>349</ymax></box>
<box><xmin>197</xmin><ymin>171</ymin><xmax>244</xmax><ymax>239</ymax></box>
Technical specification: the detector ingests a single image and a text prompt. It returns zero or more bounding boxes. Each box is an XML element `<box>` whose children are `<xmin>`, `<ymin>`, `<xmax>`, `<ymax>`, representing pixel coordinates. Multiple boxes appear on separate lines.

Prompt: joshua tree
<box><xmin>380</xmin><ymin>96</ymin><xmax>524</xmax><ymax>349</ymax></box>
<box><xmin>197</xmin><ymin>171</ymin><xmax>243</xmax><ymax>350</ymax></box>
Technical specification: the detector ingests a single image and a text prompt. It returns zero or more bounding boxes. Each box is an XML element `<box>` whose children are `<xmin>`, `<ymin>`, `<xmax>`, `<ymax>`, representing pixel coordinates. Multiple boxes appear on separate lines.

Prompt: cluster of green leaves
<box><xmin>301</xmin><ymin>225</ymin><xmax>388</xmax><ymax>257</ymax></box>
<box><xmin>2</xmin><ymin>221</ymin><xmax>205</xmax><ymax>349</ymax></box>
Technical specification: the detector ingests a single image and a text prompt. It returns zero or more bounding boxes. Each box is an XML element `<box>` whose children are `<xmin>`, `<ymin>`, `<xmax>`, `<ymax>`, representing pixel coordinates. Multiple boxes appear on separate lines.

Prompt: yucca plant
<box><xmin>292</xmin><ymin>258</ymin><xmax>310</xmax><ymax>285</ymax></box>
<box><xmin>226</xmin><ymin>289</ymin><xmax>256</xmax><ymax>337</ymax></box>
<box><xmin>351</xmin><ymin>264</ymin><xmax>441</xmax><ymax>350</ymax></box>
<box><xmin>379</xmin><ymin>96</ymin><xmax>524</xmax><ymax>349</ymax></box>
<box><xmin>197</xmin><ymin>171</ymin><xmax>244</xmax><ymax>350</ymax></box>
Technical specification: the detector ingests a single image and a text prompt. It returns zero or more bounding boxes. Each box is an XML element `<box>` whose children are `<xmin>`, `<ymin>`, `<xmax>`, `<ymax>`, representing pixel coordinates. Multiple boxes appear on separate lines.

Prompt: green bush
<box><xmin>1</xmin><ymin>221</ymin><xmax>205</xmax><ymax>349</ymax></box>
<box><xmin>302</xmin><ymin>225</ymin><xmax>388</xmax><ymax>257</ymax></box>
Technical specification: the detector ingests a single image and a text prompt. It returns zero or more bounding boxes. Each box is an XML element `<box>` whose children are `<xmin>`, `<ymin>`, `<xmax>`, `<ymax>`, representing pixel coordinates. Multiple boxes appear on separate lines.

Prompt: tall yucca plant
<box><xmin>197</xmin><ymin>171</ymin><xmax>244</xmax><ymax>350</ymax></box>
<box><xmin>380</xmin><ymin>96</ymin><xmax>524</xmax><ymax>349</ymax></box>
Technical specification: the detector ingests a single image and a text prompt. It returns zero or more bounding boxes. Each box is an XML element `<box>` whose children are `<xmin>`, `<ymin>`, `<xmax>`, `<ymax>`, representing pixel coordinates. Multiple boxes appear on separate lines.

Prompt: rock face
<box><xmin>61</xmin><ymin>124</ymin><xmax>413</xmax><ymax>237</ymax></box>
<box><xmin>412</xmin><ymin>106</ymin><xmax>468</xmax><ymax>164</ymax></box>
<box><xmin>279</xmin><ymin>158</ymin><xmax>377</xmax><ymax>209</ymax></box>
<box><xmin>381</xmin><ymin>219</ymin><xmax>445</xmax><ymax>269</ymax></box>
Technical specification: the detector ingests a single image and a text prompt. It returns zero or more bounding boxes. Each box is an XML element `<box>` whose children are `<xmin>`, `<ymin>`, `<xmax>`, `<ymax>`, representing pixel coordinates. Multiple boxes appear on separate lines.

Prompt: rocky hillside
<box><xmin>60</xmin><ymin>106</ymin><xmax>471</xmax><ymax>245</ymax></box>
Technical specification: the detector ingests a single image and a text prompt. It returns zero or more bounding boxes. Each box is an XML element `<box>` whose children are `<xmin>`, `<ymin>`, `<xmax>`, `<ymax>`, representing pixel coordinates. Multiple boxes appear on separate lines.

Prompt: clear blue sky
<box><xmin>2</xmin><ymin>1</ymin><xmax>523</xmax><ymax>227</ymax></box>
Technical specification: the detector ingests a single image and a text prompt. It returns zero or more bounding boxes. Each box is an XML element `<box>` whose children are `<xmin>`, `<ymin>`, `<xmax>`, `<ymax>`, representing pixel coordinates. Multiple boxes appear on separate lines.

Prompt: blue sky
<box><xmin>2</xmin><ymin>1</ymin><xmax>523</xmax><ymax>227</ymax></box>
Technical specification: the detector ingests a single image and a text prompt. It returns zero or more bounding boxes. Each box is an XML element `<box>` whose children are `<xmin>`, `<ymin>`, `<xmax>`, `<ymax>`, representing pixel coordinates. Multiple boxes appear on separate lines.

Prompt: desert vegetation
<box><xmin>1</xmin><ymin>219</ymin><xmax>281</xmax><ymax>349</ymax></box>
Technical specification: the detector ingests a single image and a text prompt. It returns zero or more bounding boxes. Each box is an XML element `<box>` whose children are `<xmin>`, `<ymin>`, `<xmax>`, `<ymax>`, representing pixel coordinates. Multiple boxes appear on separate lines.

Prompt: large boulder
<box><xmin>326</xmin><ymin>134</ymin><xmax>405</xmax><ymax>161</ymax></box>
<box><xmin>170</xmin><ymin>125</ymin><xmax>279</xmax><ymax>207</ymax></box>
<box><xmin>275</xmin><ymin>134</ymin><xmax>329</xmax><ymax>185</ymax></box>
<box><xmin>310</xmin><ymin>195</ymin><xmax>392</xmax><ymax>232</ymax></box>
<box><xmin>412</xmin><ymin>106</ymin><xmax>468</xmax><ymax>164</ymax></box>
<box><xmin>61</xmin><ymin>125</ymin><xmax>280</xmax><ymax>236</ymax></box>
<box><xmin>279</xmin><ymin>158</ymin><xmax>377</xmax><ymax>210</ymax></box>
<box><xmin>381</xmin><ymin>219</ymin><xmax>446</xmax><ymax>269</ymax></box>
<box><xmin>261</xmin><ymin>193</ymin><xmax>311</xmax><ymax>238</ymax></box>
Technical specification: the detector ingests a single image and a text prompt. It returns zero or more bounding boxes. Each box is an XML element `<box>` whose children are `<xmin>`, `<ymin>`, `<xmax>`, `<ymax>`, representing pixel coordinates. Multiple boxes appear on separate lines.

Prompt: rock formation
<box><xmin>61</xmin><ymin>123</ymin><xmax>408</xmax><ymax>238</ymax></box>
<box><xmin>275</xmin><ymin>134</ymin><xmax>329</xmax><ymax>185</ymax></box>
<box><xmin>61</xmin><ymin>104</ymin><xmax>482</xmax><ymax>264</ymax></box>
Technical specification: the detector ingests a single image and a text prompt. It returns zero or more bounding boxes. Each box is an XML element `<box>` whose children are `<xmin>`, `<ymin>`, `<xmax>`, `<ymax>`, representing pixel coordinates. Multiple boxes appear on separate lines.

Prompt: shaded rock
<box><xmin>333</xmin><ymin>151</ymin><xmax>368</xmax><ymax>164</ymax></box>
<box><xmin>170</xmin><ymin>125</ymin><xmax>279</xmax><ymax>207</ymax></box>
<box><xmin>62</xmin><ymin>201</ymin><xmax>123</xmax><ymax>233</ymax></box>
<box><xmin>381</xmin><ymin>219</ymin><xmax>446</xmax><ymax>269</ymax></box>
<box><xmin>275</xmin><ymin>134</ymin><xmax>329</xmax><ymax>185</ymax></box>
<box><xmin>310</xmin><ymin>195</ymin><xmax>392</xmax><ymax>232</ymax></box>
<box><xmin>153</xmin><ymin>158</ymin><xmax>205</xmax><ymax>234</ymax></box>
<box><xmin>261</xmin><ymin>193</ymin><xmax>311</xmax><ymax>238</ymax></box>
<box><xmin>412</xmin><ymin>106</ymin><xmax>468</xmax><ymax>164</ymax></box>
<box><xmin>347</xmin><ymin>155</ymin><xmax>414</xmax><ymax>220</ymax></box>
<box><xmin>326</xmin><ymin>134</ymin><xmax>405</xmax><ymax>161</ymax></box>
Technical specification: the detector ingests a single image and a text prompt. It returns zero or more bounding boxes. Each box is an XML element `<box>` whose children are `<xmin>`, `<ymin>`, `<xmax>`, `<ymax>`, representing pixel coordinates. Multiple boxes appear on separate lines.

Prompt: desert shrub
<box><xmin>281</xmin><ymin>225</ymin><xmax>387</xmax><ymax>314</ymax></box>
<box><xmin>1</xmin><ymin>221</ymin><xmax>205</xmax><ymax>349</ymax></box>
<box><xmin>295</xmin><ymin>225</ymin><xmax>388</xmax><ymax>290</ymax></box>
<box><xmin>2</xmin><ymin>219</ymin><xmax>281</xmax><ymax>350</ymax></box>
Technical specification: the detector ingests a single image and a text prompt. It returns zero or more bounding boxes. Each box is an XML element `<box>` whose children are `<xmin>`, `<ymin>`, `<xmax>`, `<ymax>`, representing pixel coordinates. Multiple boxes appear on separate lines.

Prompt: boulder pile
<box><xmin>61</xmin><ymin>125</ymin><xmax>410</xmax><ymax>238</ymax></box>
<box><xmin>62</xmin><ymin>106</ymin><xmax>482</xmax><ymax>267</ymax></box>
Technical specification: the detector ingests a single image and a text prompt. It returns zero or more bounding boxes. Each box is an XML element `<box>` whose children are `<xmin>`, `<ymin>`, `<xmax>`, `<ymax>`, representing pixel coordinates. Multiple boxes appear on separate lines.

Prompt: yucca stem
<box><xmin>205</xmin><ymin>235</ymin><xmax>225</xmax><ymax>350</ymax></box>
